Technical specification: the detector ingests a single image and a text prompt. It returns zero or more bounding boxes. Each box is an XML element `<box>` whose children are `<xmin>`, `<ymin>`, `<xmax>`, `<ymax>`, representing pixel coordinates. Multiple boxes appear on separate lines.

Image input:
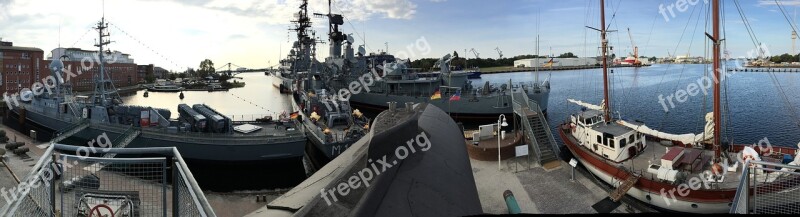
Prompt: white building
<box><xmin>48</xmin><ymin>47</ymin><xmax>135</xmax><ymax>64</ymax></box>
<box><xmin>514</xmin><ymin>57</ymin><xmax>598</xmax><ymax>68</ymax></box>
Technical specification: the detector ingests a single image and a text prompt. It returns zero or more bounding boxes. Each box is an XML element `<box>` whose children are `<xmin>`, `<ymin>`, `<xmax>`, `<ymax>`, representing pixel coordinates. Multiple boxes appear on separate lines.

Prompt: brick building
<box><xmin>1</xmin><ymin>41</ymin><xmax>141</xmax><ymax>93</ymax></box>
<box><xmin>0</xmin><ymin>41</ymin><xmax>47</xmax><ymax>94</ymax></box>
<box><xmin>49</xmin><ymin>48</ymin><xmax>139</xmax><ymax>91</ymax></box>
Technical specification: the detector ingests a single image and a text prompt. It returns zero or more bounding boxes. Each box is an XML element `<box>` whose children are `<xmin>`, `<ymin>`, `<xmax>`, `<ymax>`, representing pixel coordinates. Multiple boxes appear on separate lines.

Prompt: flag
<box><xmin>449</xmin><ymin>90</ymin><xmax>461</xmax><ymax>101</ymax></box>
<box><xmin>543</xmin><ymin>58</ymin><xmax>555</xmax><ymax>68</ymax></box>
<box><xmin>290</xmin><ymin>111</ymin><xmax>299</xmax><ymax>119</ymax></box>
<box><xmin>430</xmin><ymin>89</ymin><xmax>442</xmax><ymax>100</ymax></box>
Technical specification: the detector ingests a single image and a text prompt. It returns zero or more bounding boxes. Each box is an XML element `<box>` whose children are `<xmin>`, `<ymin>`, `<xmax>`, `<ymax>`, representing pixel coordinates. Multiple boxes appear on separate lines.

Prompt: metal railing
<box><xmin>731</xmin><ymin>159</ymin><xmax>800</xmax><ymax>214</ymax></box>
<box><xmin>1</xmin><ymin>144</ymin><xmax>216</xmax><ymax>217</ymax></box>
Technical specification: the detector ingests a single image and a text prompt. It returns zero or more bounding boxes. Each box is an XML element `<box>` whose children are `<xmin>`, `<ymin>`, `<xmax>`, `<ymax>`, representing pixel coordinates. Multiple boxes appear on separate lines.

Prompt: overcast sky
<box><xmin>2</xmin><ymin>0</ymin><xmax>800</xmax><ymax>71</ymax></box>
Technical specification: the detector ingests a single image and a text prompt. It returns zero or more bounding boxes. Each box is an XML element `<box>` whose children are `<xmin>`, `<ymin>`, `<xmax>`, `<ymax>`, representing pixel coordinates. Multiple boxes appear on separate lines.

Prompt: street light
<box><xmin>498</xmin><ymin>114</ymin><xmax>508</xmax><ymax>170</ymax></box>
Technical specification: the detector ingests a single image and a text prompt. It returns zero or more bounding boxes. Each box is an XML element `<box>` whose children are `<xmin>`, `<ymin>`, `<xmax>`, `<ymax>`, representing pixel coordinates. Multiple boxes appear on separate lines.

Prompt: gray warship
<box><xmin>284</xmin><ymin>0</ymin><xmax>371</xmax><ymax>161</ymax></box>
<box><xmin>331</xmin><ymin>53</ymin><xmax>551</xmax><ymax>121</ymax></box>
<box><xmin>10</xmin><ymin>17</ymin><xmax>307</xmax><ymax>163</ymax></box>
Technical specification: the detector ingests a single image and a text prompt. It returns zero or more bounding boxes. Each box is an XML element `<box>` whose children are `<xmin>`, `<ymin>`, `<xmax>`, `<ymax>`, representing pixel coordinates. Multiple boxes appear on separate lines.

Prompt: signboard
<box><xmin>515</xmin><ymin>145</ymin><xmax>529</xmax><ymax>157</ymax></box>
<box><xmin>569</xmin><ymin>158</ymin><xmax>578</xmax><ymax>168</ymax></box>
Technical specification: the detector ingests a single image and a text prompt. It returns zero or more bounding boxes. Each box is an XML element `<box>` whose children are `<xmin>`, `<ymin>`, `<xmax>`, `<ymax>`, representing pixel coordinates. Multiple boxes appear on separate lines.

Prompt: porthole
<box><xmin>645</xmin><ymin>195</ymin><xmax>651</xmax><ymax>201</ymax></box>
<box><xmin>691</xmin><ymin>204</ymin><xmax>698</xmax><ymax>208</ymax></box>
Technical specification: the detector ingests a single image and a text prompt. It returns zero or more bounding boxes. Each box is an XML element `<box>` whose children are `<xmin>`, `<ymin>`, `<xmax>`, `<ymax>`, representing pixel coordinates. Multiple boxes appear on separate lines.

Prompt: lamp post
<box><xmin>498</xmin><ymin>114</ymin><xmax>508</xmax><ymax>170</ymax></box>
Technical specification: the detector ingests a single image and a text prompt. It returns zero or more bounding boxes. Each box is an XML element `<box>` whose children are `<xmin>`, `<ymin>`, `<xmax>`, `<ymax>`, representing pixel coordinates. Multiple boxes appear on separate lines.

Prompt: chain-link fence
<box><xmin>731</xmin><ymin>160</ymin><xmax>800</xmax><ymax>214</ymax></box>
<box><xmin>1</xmin><ymin>144</ymin><xmax>216</xmax><ymax>217</ymax></box>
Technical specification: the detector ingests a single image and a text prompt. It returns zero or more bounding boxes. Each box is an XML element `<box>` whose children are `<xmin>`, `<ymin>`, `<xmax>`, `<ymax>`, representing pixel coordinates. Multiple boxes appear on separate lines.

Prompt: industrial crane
<box><xmin>626</xmin><ymin>28</ymin><xmax>642</xmax><ymax>66</ymax></box>
<box><xmin>469</xmin><ymin>48</ymin><xmax>480</xmax><ymax>59</ymax></box>
<box><xmin>495</xmin><ymin>47</ymin><xmax>503</xmax><ymax>59</ymax></box>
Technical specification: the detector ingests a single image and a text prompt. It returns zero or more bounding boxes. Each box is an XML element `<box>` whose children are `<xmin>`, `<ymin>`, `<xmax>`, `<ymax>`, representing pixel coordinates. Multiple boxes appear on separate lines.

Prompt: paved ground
<box><xmin>471</xmin><ymin>158</ymin><xmax>636</xmax><ymax>214</ymax></box>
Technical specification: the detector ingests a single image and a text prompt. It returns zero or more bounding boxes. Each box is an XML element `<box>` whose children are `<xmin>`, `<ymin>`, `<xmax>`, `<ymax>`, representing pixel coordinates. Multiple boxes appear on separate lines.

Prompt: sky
<box><xmin>2</xmin><ymin>0</ymin><xmax>800</xmax><ymax>71</ymax></box>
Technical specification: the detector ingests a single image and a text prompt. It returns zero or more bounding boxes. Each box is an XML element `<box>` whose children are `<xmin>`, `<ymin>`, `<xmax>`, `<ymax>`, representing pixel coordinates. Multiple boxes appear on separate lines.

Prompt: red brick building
<box><xmin>1</xmin><ymin>42</ymin><xmax>140</xmax><ymax>93</ymax></box>
<box><xmin>50</xmin><ymin>48</ymin><xmax>138</xmax><ymax>91</ymax></box>
<box><xmin>0</xmin><ymin>41</ymin><xmax>47</xmax><ymax>94</ymax></box>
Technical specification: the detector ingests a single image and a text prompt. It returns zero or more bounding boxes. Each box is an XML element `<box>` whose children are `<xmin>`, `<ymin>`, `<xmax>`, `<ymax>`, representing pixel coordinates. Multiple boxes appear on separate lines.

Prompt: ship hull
<box><xmin>347</xmin><ymin>89</ymin><xmax>549</xmax><ymax>121</ymax></box>
<box><xmin>10</xmin><ymin>108</ymin><xmax>306</xmax><ymax>162</ymax></box>
<box><xmin>557</xmin><ymin>124</ymin><xmax>800</xmax><ymax>213</ymax></box>
<box><xmin>290</xmin><ymin>92</ymin><xmax>359</xmax><ymax>160</ymax></box>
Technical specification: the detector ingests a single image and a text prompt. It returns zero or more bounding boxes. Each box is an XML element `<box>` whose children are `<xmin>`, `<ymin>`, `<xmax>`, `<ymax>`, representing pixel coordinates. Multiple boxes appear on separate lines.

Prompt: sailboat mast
<box><xmin>712</xmin><ymin>0</ymin><xmax>722</xmax><ymax>161</ymax></box>
<box><xmin>600</xmin><ymin>0</ymin><xmax>611</xmax><ymax>121</ymax></box>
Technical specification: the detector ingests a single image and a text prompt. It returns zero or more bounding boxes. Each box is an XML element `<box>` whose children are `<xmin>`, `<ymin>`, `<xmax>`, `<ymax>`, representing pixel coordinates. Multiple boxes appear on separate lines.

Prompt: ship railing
<box><xmin>0</xmin><ymin>144</ymin><xmax>217</xmax><ymax>217</ymax></box>
<box><xmin>730</xmin><ymin>160</ymin><xmax>800</xmax><ymax>214</ymax></box>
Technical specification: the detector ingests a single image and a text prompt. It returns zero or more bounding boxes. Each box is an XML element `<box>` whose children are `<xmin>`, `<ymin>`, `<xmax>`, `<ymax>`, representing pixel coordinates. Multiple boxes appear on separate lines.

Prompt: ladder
<box><xmin>610</xmin><ymin>173</ymin><xmax>641</xmax><ymax>202</ymax></box>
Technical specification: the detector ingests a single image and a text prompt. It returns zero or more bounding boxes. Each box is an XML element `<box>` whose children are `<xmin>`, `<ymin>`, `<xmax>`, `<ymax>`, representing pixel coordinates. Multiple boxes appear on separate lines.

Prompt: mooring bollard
<box><xmin>503</xmin><ymin>190</ymin><xmax>521</xmax><ymax>214</ymax></box>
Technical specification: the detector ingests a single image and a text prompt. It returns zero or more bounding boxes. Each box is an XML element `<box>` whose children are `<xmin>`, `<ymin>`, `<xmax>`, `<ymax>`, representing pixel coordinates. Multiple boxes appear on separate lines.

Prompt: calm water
<box><xmin>476</xmin><ymin>64</ymin><xmax>800</xmax><ymax>148</ymax></box>
<box><xmin>122</xmin><ymin>73</ymin><xmax>293</xmax><ymax>121</ymax></box>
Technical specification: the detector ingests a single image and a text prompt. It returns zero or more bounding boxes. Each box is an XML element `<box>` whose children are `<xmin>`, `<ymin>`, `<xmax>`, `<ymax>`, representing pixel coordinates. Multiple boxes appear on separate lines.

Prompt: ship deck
<box><xmin>613</xmin><ymin>140</ymin><xmax>740</xmax><ymax>189</ymax></box>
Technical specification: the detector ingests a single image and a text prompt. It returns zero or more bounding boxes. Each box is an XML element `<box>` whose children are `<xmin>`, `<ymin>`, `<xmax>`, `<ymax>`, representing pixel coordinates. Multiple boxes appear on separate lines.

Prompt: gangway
<box><xmin>511</xmin><ymin>90</ymin><xmax>559</xmax><ymax>166</ymax></box>
<box><xmin>36</xmin><ymin>120</ymin><xmax>90</xmax><ymax>149</ymax></box>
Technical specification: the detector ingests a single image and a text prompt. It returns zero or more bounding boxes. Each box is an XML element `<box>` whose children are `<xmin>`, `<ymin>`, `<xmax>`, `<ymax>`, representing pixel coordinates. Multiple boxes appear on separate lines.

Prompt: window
<box><xmin>596</xmin><ymin>135</ymin><xmax>601</xmax><ymax>144</ymax></box>
<box><xmin>610</xmin><ymin>140</ymin><xmax>616</xmax><ymax>148</ymax></box>
<box><xmin>629</xmin><ymin>135</ymin><xmax>635</xmax><ymax>144</ymax></box>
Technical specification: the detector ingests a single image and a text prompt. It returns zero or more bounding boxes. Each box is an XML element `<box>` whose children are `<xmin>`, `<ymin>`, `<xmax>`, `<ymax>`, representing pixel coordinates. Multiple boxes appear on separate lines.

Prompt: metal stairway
<box><xmin>84</xmin><ymin>127</ymin><xmax>141</xmax><ymax>173</ymax></box>
<box><xmin>610</xmin><ymin>173</ymin><xmax>640</xmax><ymax>202</ymax></box>
<box><xmin>511</xmin><ymin>91</ymin><xmax>559</xmax><ymax>165</ymax></box>
<box><xmin>37</xmin><ymin>120</ymin><xmax>91</xmax><ymax>149</ymax></box>
<box><xmin>103</xmin><ymin>127</ymin><xmax>141</xmax><ymax>159</ymax></box>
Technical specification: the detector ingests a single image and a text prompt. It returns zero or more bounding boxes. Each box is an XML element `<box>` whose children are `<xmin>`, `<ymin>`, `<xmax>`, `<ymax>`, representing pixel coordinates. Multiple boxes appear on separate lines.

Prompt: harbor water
<box><xmin>476</xmin><ymin>64</ymin><xmax>800</xmax><ymax>148</ymax></box>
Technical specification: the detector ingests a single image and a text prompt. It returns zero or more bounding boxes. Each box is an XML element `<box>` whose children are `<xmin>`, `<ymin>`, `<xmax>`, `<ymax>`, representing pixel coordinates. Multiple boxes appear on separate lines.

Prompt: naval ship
<box><xmin>331</xmin><ymin>52</ymin><xmax>551</xmax><ymax>121</ymax></box>
<box><xmin>10</xmin><ymin>17</ymin><xmax>307</xmax><ymax>163</ymax></box>
<box><xmin>284</xmin><ymin>0</ymin><xmax>370</xmax><ymax>161</ymax></box>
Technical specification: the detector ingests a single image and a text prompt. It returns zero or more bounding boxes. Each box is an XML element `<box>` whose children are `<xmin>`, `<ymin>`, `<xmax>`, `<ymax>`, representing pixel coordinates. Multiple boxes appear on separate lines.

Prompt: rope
<box><xmin>106</xmin><ymin>21</ymin><xmax>187</xmax><ymax>71</ymax></box>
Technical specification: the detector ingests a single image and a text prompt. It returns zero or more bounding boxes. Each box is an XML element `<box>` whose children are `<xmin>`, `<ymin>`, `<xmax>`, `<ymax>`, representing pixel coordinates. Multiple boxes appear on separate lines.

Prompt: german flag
<box><xmin>430</xmin><ymin>89</ymin><xmax>442</xmax><ymax>100</ymax></box>
<box><xmin>543</xmin><ymin>58</ymin><xmax>555</xmax><ymax>68</ymax></box>
<box><xmin>290</xmin><ymin>111</ymin><xmax>300</xmax><ymax>119</ymax></box>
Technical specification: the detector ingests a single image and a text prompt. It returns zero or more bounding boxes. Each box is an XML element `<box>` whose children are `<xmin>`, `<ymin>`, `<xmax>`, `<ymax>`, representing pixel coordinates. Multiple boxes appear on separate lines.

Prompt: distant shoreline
<box><xmin>479</xmin><ymin>64</ymin><xmax>650</xmax><ymax>74</ymax></box>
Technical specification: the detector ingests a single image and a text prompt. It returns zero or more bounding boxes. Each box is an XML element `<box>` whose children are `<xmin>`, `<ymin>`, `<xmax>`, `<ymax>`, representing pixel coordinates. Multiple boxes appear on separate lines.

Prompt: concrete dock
<box><xmin>471</xmin><ymin>157</ymin><xmax>641</xmax><ymax>214</ymax></box>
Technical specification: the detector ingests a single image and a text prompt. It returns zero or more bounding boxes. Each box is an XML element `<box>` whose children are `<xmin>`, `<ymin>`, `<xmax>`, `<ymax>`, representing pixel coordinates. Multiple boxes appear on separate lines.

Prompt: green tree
<box><xmin>168</xmin><ymin>73</ymin><xmax>177</xmax><ymax>80</ymax></box>
<box><xmin>557</xmin><ymin>52</ymin><xmax>577</xmax><ymax>58</ymax></box>
<box><xmin>198</xmin><ymin>59</ymin><xmax>215</xmax><ymax>78</ymax></box>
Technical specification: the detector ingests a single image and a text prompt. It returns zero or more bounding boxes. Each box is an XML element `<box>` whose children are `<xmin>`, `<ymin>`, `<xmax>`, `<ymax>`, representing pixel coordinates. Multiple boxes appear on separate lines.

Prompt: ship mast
<box><xmin>93</xmin><ymin>17</ymin><xmax>113</xmax><ymax>107</ymax></box>
<box><xmin>711</xmin><ymin>0</ymin><xmax>722</xmax><ymax>162</ymax></box>
<box><xmin>600</xmin><ymin>0</ymin><xmax>611</xmax><ymax>121</ymax></box>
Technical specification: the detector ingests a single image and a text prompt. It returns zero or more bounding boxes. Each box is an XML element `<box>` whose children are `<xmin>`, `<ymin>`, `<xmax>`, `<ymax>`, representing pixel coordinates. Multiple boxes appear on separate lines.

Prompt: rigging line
<box><xmin>106</xmin><ymin>22</ymin><xmax>187</xmax><ymax>70</ymax></box>
<box><xmin>658</xmin><ymin>1</ymin><xmax>703</xmax><ymax>130</ymax></box>
<box><xmin>775</xmin><ymin>0</ymin><xmax>800</xmax><ymax>36</ymax></box>
<box><xmin>68</xmin><ymin>27</ymin><xmax>94</xmax><ymax>48</ymax></box>
<box><xmin>642</xmin><ymin>0</ymin><xmax>670</xmax><ymax>59</ymax></box>
<box><xmin>733</xmin><ymin>0</ymin><xmax>761</xmax><ymax>51</ymax></box>
<box><xmin>654</xmin><ymin>1</ymin><xmax>699</xmax><ymax>98</ymax></box>
<box><xmin>768</xmin><ymin>72</ymin><xmax>800</xmax><ymax>128</ymax></box>
<box><xmin>721</xmin><ymin>0</ymin><xmax>735</xmax><ymax>142</ymax></box>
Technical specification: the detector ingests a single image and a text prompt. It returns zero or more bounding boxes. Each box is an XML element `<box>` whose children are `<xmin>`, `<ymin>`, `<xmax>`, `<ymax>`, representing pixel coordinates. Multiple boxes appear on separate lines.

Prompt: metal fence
<box><xmin>1</xmin><ymin>144</ymin><xmax>216</xmax><ymax>217</ymax></box>
<box><xmin>731</xmin><ymin>160</ymin><xmax>800</xmax><ymax>214</ymax></box>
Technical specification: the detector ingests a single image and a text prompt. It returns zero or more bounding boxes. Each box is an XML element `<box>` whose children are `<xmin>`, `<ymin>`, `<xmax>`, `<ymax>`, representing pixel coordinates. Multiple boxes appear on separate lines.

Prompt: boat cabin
<box><xmin>571</xmin><ymin>110</ymin><xmax>646</xmax><ymax>162</ymax></box>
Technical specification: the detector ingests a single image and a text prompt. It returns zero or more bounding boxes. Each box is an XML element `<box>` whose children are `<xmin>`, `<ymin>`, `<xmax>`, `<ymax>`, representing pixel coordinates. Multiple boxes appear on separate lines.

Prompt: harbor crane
<box><xmin>469</xmin><ymin>48</ymin><xmax>480</xmax><ymax>59</ymax></box>
<box><xmin>495</xmin><ymin>47</ymin><xmax>503</xmax><ymax>59</ymax></box>
<box><xmin>626</xmin><ymin>28</ymin><xmax>641</xmax><ymax>66</ymax></box>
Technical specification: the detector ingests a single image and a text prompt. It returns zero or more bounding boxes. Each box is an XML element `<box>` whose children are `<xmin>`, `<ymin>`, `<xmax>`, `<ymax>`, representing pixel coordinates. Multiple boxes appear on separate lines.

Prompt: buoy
<box><xmin>179</xmin><ymin>91</ymin><xmax>185</xmax><ymax>100</ymax></box>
